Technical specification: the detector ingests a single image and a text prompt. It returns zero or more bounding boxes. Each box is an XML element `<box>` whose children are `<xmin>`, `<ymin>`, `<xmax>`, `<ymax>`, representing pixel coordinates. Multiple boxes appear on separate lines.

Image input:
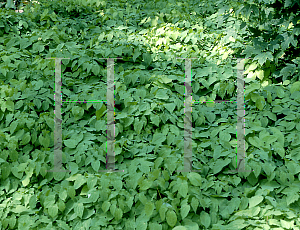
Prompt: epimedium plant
<box><xmin>0</xmin><ymin>0</ymin><xmax>300</xmax><ymax>229</ymax></box>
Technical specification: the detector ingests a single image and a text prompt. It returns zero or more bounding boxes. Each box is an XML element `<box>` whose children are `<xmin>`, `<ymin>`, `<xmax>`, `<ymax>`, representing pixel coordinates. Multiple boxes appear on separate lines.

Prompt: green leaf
<box><xmin>272</xmin><ymin>105</ymin><xmax>283</xmax><ymax>113</ymax></box>
<box><xmin>20</xmin><ymin>132</ymin><xmax>31</xmax><ymax>145</ymax></box>
<box><xmin>59</xmin><ymin>189</ymin><xmax>68</xmax><ymax>201</ymax></box>
<box><xmin>64</xmin><ymin>133</ymin><xmax>83</xmax><ymax>149</ymax></box>
<box><xmin>249</xmin><ymin>195</ymin><xmax>263</xmax><ymax>208</ymax></box>
<box><xmin>212</xmin><ymin>158</ymin><xmax>231</xmax><ymax>174</ymax></box>
<box><xmin>200</xmin><ymin>211</ymin><xmax>211</xmax><ymax>228</ymax></box>
<box><xmin>173</xmin><ymin>226</ymin><xmax>188</xmax><ymax>230</ymax></box>
<box><xmin>276</xmin><ymin>87</ymin><xmax>285</xmax><ymax>98</ymax></box>
<box><xmin>5</xmin><ymin>100</ymin><xmax>14</xmax><ymax>111</ymax></box>
<box><xmin>10</xmin><ymin>121</ymin><xmax>18</xmax><ymax>134</ymax></box>
<box><xmin>290</xmin><ymin>82</ymin><xmax>300</xmax><ymax>94</ymax></box>
<box><xmin>134</xmin><ymin>118</ymin><xmax>144</xmax><ymax>134</ymax></box>
<box><xmin>180</xmin><ymin>203</ymin><xmax>190</xmax><ymax>219</ymax></box>
<box><xmin>205</xmin><ymin>112</ymin><xmax>215</xmax><ymax>123</ymax></box>
<box><xmin>133</xmin><ymin>49</ymin><xmax>141</xmax><ymax>62</ymax></box>
<box><xmin>45</xmin><ymin>116</ymin><xmax>54</xmax><ymax>131</ymax></box>
<box><xmin>178</xmin><ymin>181</ymin><xmax>188</xmax><ymax>198</ymax></box>
<box><xmin>267</xmin><ymin>91</ymin><xmax>272</xmax><ymax>103</ymax></box>
<box><xmin>256</xmin><ymin>69</ymin><xmax>264</xmax><ymax>80</ymax></box>
<box><xmin>74</xmin><ymin>174</ymin><xmax>86</xmax><ymax>189</ymax></box>
<box><xmin>286</xmin><ymin>192</ymin><xmax>299</xmax><ymax>206</ymax></box>
<box><xmin>262</xmin><ymin>162</ymin><xmax>276</xmax><ymax>178</ymax></box>
<box><xmin>114</xmin><ymin>208</ymin><xmax>123</xmax><ymax>221</ymax></box>
<box><xmin>124</xmin><ymin>117</ymin><xmax>134</xmax><ymax>127</ymax></box>
<box><xmin>174</xmin><ymin>84</ymin><xmax>185</xmax><ymax>95</ymax></box>
<box><xmin>88</xmin><ymin>189</ymin><xmax>100</xmax><ymax>203</ymax></box>
<box><xmin>159</xmin><ymin>203</ymin><xmax>168</xmax><ymax>221</ymax></box>
<box><xmin>95</xmin><ymin>120</ymin><xmax>106</xmax><ymax>131</ymax></box>
<box><xmin>92</xmin><ymin>64</ymin><xmax>100</xmax><ymax>75</ymax></box>
<box><xmin>74</xmin><ymin>202</ymin><xmax>84</xmax><ymax>219</ymax></box>
<box><xmin>22</xmin><ymin>174</ymin><xmax>31</xmax><ymax>187</ymax></box>
<box><xmin>156</xmin><ymin>89</ymin><xmax>169</xmax><ymax>100</ymax></box>
<box><xmin>253</xmin><ymin>52</ymin><xmax>273</xmax><ymax>66</ymax></box>
<box><xmin>102</xmin><ymin>201</ymin><xmax>110</xmax><ymax>213</ymax></box>
<box><xmin>48</xmin><ymin>204</ymin><xmax>58</xmax><ymax>218</ymax></box>
<box><xmin>163</xmin><ymin>103</ymin><xmax>176</xmax><ymax>113</ymax></box>
<box><xmin>91</xmin><ymin>160</ymin><xmax>100</xmax><ymax>172</ymax></box>
<box><xmin>191</xmin><ymin>197</ymin><xmax>199</xmax><ymax>213</ymax></box>
<box><xmin>145</xmin><ymin>201</ymin><xmax>154</xmax><ymax>217</ymax></box>
<box><xmin>63</xmin><ymin>139</ymin><xmax>75</xmax><ymax>149</ymax></box>
<box><xmin>255</xmin><ymin>96</ymin><xmax>265</xmax><ymax>110</ymax></box>
<box><xmin>152</xmin><ymin>133</ymin><xmax>166</xmax><ymax>145</ymax></box>
<box><xmin>166</xmin><ymin>210</ymin><xmax>177</xmax><ymax>227</ymax></box>
<box><xmin>245</xmin><ymin>82</ymin><xmax>261</xmax><ymax>95</ymax></box>
<box><xmin>72</xmin><ymin>106</ymin><xmax>84</xmax><ymax>120</ymax></box>
<box><xmin>219</xmin><ymin>130</ymin><xmax>231</xmax><ymax>142</ymax></box>
<box><xmin>187</xmin><ymin>172</ymin><xmax>202</xmax><ymax>186</ymax></box>
<box><xmin>139</xmin><ymin>179</ymin><xmax>153</xmax><ymax>190</ymax></box>
<box><xmin>143</xmin><ymin>53</ymin><xmax>152</xmax><ymax>67</ymax></box>
<box><xmin>269</xmin><ymin>127</ymin><xmax>284</xmax><ymax>147</ymax></box>
<box><xmin>114</xmin><ymin>47</ymin><xmax>123</xmax><ymax>56</ymax></box>
<box><xmin>273</xmin><ymin>142</ymin><xmax>285</xmax><ymax>157</ymax></box>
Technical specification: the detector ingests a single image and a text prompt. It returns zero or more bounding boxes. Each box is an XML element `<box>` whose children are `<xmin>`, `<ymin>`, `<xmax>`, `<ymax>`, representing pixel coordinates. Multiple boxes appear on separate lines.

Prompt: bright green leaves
<box><xmin>48</xmin><ymin>204</ymin><xmax>58</xmax><ymax>218</ymax></box>
<box><xmin>200</xmin><ymin>211</ymin><xmax>211</xmax><ymax>228</ymax></box>
<box><xmin>1</xmin><ymin>100</ymin><xmax>14</xmax><ymax>112</ymax></box>
<box><xmin>166</xmin><ymin>210</ymin><xmax>177</xmax><ymax>227</ymax></box>
<box><xmin>187</xmin><ymin>172</ymin><xmax>202</xmax><ymax>186</ymax></box>
<box><xmin>249</xmin><ymin>195</ymin><xmax>263</xmax><ymax>208</ymax></box>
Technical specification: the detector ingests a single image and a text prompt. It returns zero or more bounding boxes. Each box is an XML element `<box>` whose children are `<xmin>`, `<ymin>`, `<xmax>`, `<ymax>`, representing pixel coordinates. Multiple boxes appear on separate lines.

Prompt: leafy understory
<box><xmin>0</xmin><ymin>0</ymin><xmax>300</xmax><ymax>229</ymax></box>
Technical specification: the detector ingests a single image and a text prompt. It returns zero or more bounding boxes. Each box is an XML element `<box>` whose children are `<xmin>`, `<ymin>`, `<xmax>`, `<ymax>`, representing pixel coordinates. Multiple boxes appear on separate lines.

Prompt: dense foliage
<box><xmin>0</xmin><ymin>0</ymin><xmax>300</xmax><ymax>229</ymax></box>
